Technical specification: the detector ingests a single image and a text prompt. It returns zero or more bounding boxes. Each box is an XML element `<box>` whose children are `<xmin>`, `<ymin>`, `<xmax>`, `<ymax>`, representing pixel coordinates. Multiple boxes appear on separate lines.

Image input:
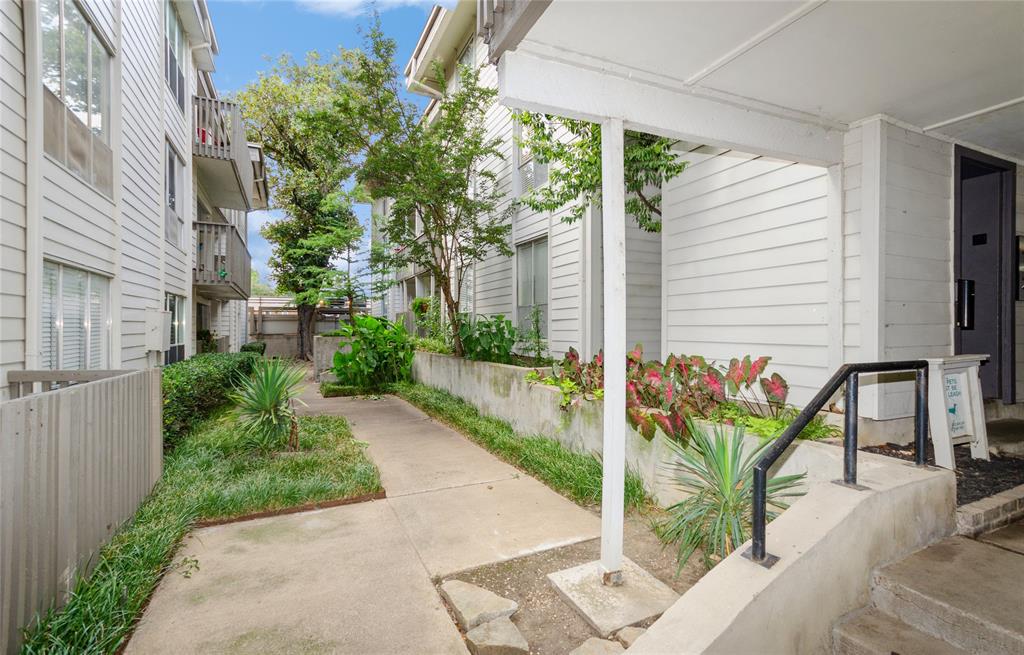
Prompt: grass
<box><xmin>21</xmin><ymin>413</ymin><xmax>382</xmax><ymax>654</ymax></box>
<box><xmin>392</xmin><ymin>382</ymin><xmax>650</xmax><ymax>510</ymax></box>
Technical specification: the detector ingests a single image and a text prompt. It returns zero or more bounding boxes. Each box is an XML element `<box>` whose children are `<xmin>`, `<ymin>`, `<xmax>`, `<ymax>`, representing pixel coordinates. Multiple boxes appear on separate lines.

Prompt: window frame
<box><xmin>41</xmin><ymin>260</ymin><xmax>111</xmax><ymax>370</ymax></box>
<box><xmin>165</xmin><ymin>140</ymin><xmax>186</xmax><ymax>249</ymax></box>
<box><xmin>514</xmin><ymin>118</ymin><xmax>549</xmax><ymax>198</ymax></box>
<box><xmin>515</xmin><ymin>237</ymin><xmax>549</xmax><ymax>335</ymax></box>
<box><xmin>164</xmin><ymin>0</ymin><xmax>186</xmax><ymax>111</ymax></box>
<box><xmin>39</xmin><ymin>0</ymin><xmax>114</xmax><ymax>197</ymax></box>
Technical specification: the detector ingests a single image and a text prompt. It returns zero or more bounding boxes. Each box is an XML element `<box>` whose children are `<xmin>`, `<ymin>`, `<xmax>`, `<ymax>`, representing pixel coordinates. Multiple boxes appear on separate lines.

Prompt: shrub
<box><xmin>229</xmin><ymin>358</ymin><xmax>307</xmax><ymax>451</ymax></box>
<box><xmin>196</xmin><ymin>329</ymin><xmax>217</xmax><ymax>353</ymax></box>
<box><xmin>415</xmin><ymin>336</ymin><xmax>453</xmax><ymax>354</ymax></box>
<box><xmin>657</xmin><ymin>419</ymin><xmax>805</xmax><ymax>570</ymax></box>
<box><xmin>332</xmin><ymin>315</ymin><xmax>414</xmax><ymax>389</ymax></box>
<box><xmin>458</xmin><ymin>313</ymin><xmax>518</xmax><ymax>364</ymax></box>
<box><xmin>162</xmin><ymin>352</ymin><xmax>258</xmax><ymax>449</ymax></box>
<box><xmin>240</xmin><ymin>340</ymin><xmax>267</xmax><ymax>355</ymax></box>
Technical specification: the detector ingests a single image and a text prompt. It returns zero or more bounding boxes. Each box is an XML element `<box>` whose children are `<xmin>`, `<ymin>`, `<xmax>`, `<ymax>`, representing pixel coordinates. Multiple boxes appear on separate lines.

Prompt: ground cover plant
<box><xmin>332</xmin><ymin>315</ymin><xmax>414</xmax><ymax>389</ymax></box>
<box><xmin>657</xmin><ymin>419</ymin><xmax>805</xmax><ymax>570</ymax></box>
<box><xmin>20</xmin><ymin>412</ymin><xmax>382</xmax><ymax>653</ymax></box>
<box><xmin>393</xmin><ymin>382</ymin><xmax>649</xmax><ymax>509</ymax></box>
<box><xmin>527</xmin><ymin>346</ymin><xmax>838</xmax><ymax>444</ymax></box>
<box><xmin>162</xmin><ymin>352</ymin><xmax>258</xmax><ymax>449</ymax></box>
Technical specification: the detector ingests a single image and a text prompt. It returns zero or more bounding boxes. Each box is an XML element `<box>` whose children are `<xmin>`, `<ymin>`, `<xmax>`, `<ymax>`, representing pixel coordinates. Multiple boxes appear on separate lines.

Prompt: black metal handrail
<box><xmin>747</xmin><ymin>360</ymin><xmax>929</xmax><ymax>567</ymax></box>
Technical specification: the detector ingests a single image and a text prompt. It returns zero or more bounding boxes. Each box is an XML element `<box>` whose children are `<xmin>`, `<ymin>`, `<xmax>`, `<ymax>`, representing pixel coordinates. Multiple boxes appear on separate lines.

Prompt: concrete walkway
<box><xmin>126</xmin><ymin>389</ymin><xmax>600</xmax><ymax>654</ymax></box>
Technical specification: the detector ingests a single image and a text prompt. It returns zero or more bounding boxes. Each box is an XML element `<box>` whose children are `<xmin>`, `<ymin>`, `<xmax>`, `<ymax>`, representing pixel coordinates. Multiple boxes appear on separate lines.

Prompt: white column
<box><xmin>600</xmin><ymin>118</ymin><xmax>627</xmax><ymax>584</ymax></box>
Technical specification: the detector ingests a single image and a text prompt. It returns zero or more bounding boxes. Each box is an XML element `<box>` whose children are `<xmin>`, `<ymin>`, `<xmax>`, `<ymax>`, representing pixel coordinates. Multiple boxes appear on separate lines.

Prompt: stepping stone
<box><xmin>615</xmin><ymin>626</ymin><xmax>646</xmax><ymax>648</ymax></box>
<box><xmin>548</xmin><ymin>558</ymin><xmax>678</xmax><ymax>637</ymax></box>
<box><xmin>569</xmin><ymin>637</ymin><xmax>624</xmax><ymax>655</ymax></box>
<box><xmin>465</xmin><ymin>616</ymin><xmax>529</xmax><ymax>655</ymax></box>
<box><xmin>440</xmin><ymin>580</ymin><xmax>518</xmax><ymax>630</ymax></box>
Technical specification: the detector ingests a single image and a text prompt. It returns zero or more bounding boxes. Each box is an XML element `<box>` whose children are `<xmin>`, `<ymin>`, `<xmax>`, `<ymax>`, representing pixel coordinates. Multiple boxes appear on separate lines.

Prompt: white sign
<box><xmin>943</xmin><ymin>372</ymin><xmax>969</xmax><ymax>437</ymax></box>
<box><xmin>926</xmin><ymin>356</ymin><xmax>989</xmax><ymax>470</ymax></box>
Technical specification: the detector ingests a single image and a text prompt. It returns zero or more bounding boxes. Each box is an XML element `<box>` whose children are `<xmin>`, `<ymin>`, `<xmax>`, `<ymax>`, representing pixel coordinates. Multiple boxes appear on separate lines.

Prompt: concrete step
<box><xmin>833</xmin><ymin>607</ymin><xmax>965</xmax><ymax>655</ymax></box>
<box><xmin>871</xmin><ymin>536</ymin><xmax>1024</xmax><ymax>654</ymax></box>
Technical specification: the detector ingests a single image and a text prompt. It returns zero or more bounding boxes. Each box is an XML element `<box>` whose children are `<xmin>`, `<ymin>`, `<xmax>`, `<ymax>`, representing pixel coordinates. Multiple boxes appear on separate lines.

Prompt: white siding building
<box><xmin>0</xmin><ymin>0</ymin><xmax>266</xmax><ymax>398</ymax></box>
<box><xmin>386</xmin><ymin>1</ymin><xmax>1024</xmax><ymax>443</ymax></box>
<box><xmin>385</xmin><ymin>2</ymin><xmax>663</xmax><ymax>361</ymax></box>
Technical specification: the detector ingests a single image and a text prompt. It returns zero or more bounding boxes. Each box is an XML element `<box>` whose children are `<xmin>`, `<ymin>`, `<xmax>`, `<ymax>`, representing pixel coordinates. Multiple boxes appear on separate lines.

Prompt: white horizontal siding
<box><xmin>1</xmin><ymin>0</ymin><xmax>26</xmax><ymax>399</ymax></box>
<box><xmin>878</xmin><ymin>123</ymin><xmax>953</xmax><ymax>417</ymax></box>
<box><xmin>118</xmin><ymin>0</ymin><xmax>163</xmax><ymax>368</ymax></box>
<box><xmin>663</xmin><ymin>146</ymin><xmax>830</xmax><ymax>406</ymax></box>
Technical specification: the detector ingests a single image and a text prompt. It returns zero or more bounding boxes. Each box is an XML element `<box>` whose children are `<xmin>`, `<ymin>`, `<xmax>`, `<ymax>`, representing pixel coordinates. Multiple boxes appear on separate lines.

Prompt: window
<box><xmin>515</xmin><ymin>119</ymin><xmax>548</xmax><ymax>196</ymax></box>
<box><xmin>164</xmin><ymin>0</ymin><xmax>186</xmax><ymax>110</ymax></box>
<box><xmin>165</xmin><ymin>141</ymin><xmax>184</xmax><ymax>248</ymax></box>
<box><xmin>165</xmin><ymin>293</ymin><xmax>186</xmax><ymax>364</ymax></box>
<box><xmin>40</xmin><ymin>0</ymin><xmax>113</xmax><ymax>195</ymax></box>
<box><xmin>516</xmin><ymin>238</ymin><xmax>548</xmax><ymax>333</ymax></box>
<box><xmin>450</xmin><ymin>38</ymin><xmax>474</xmax><ymax>92</ymax></box>
<box><xmin>40</xmin><ymin>261</ymin><xmax>110</xmax><ymax>370</ymax></box>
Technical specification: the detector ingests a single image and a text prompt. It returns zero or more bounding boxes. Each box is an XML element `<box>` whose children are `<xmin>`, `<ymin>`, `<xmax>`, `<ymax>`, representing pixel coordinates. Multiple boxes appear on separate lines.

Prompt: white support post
<box><xmin>600</xmin><ymin>118</ymin><xmax>627</xmax><ymax>585</ymax></box>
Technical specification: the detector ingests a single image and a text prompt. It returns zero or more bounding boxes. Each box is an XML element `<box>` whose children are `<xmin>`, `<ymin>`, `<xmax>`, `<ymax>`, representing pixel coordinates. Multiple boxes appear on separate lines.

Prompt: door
<box><xmin>954</xmin><ymin>147</ymin><xmax>1016</xmax><ymax>401</ymax></box>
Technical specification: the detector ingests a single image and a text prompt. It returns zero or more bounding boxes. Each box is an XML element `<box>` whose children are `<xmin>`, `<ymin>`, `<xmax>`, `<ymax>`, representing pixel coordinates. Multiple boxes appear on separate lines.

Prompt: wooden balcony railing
<box><xmin>194</xmin><ymin>221</ymin><xmax>251</xmax><ymax>300</ymax></box>
<box><xmin>193</xmin><ymin>96</ymin><xmax>255</xmax><ymax>210</ymax></box>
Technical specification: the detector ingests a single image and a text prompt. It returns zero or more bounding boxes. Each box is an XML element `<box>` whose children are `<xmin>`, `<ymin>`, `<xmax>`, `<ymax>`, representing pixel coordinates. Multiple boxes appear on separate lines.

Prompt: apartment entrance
<box><xmin>954</xmin><ymin>146</ymin><xmax>1017</xmax><ymax>401</ymax></box>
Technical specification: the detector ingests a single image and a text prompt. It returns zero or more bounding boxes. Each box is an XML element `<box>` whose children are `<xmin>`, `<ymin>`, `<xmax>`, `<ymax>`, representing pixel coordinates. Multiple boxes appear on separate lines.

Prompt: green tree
<box><xmin>329</xmin><ymin>24</ymin><xmax>514</xmax><ymax>356</ymax></box>
<box><xmin>250</xmin><ymin>270</ymin><xmax>283</xmax><ymax>297</ymax></box>
<box><xmin>514</xmin><ymin>113</ymin><xmax>687</xmax><ymax>232</ymax></box>
<box><xmin>236</xmin><ymin>53</ymin><xmax>363</xmax><ymax>359</ymax></box>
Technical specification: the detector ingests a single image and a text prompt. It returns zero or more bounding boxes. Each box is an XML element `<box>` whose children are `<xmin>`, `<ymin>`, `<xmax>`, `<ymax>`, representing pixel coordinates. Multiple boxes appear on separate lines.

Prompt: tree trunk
<box><xmin>442</xmin><ymin>286</ymin><xmax>463</xmax><ymax>357</ymax></box>
<box><xmin>347</xmin><ymin>292</ymin><xmax>357</xmax><ymax>325</ymax></box>
<box><xmin>297</xmin><ymin>303</ymin><xmax>316</xmax><ymax>360</ymax></box>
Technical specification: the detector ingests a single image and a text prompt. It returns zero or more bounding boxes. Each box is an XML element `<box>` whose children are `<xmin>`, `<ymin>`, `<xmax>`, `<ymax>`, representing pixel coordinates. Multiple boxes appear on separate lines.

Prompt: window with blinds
<box><xmin>516</xmin><ymin>238</ymin><xmax>548</xmax><ymax>334</ymax></box>
<box><xmin>40</xmin><ymin>261</ymin><xmax>110</xmax><ymax>370</ymax></box>
<box><xmin>515</xmin><ymin>119</ymin><xmax>549</xmax><ymax>196</ymax></box>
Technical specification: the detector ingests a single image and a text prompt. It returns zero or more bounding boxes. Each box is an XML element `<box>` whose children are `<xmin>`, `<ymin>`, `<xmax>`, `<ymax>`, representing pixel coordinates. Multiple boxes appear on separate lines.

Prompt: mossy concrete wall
<box><xmin>313</xmin><ymin>336</ymin><xmax>350</xmax><ymax>382</ymax></box>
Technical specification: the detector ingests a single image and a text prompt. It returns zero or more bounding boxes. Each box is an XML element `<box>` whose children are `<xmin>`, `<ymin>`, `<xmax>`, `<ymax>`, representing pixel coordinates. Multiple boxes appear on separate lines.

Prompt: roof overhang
<box><xmin>405</xmin><ymin>1</ymin><xmax>476</xmax><ymax>97</ymax></box>
<box><xmin>174</xmin><ymin>0</ymin><xmax>217</xmax><ymax>71</ymax></box>
<box><xmin>496</xmin><ymin>0</ymin><xmax>1024</xmax><ymax>161</ymax></box>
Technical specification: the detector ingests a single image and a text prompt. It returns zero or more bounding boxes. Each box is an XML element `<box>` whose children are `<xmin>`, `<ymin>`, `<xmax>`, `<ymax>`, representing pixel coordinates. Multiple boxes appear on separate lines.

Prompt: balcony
<box><xmin>194</xmin><ymin>221</ymin><xmax>251</xmax><ymax>300</ymax></box>
<box><xmin>192</xmin><ymin>96</ymin><xmax>255</xmax><ymax>211</ymax></box>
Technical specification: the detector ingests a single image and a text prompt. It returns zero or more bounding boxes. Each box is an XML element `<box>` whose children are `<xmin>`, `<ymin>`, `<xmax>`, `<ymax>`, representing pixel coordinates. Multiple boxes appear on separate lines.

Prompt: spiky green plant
<box><xmin>229</xmin><ymin>358</ymin><xmax>307</xmax><ymax>451</ymax></box>
<box><xmin>657</xmin><ymin>418</ymin><xmax>806</xmax><ymax>570</ymax></box>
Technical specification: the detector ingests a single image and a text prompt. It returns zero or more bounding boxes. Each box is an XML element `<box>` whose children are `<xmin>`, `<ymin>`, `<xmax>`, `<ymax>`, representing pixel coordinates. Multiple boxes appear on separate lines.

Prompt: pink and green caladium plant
<box><xmin>760</xmin><ymin>372</ymin><xmax>789</xmax><ymax>406</ymax></box>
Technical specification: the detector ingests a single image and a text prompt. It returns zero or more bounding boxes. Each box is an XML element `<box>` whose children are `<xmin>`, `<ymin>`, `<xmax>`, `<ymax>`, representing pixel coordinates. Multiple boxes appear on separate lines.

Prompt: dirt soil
<box><xmin>442</xmin><ymin>512</ymin><xmax>704</xmax><ymax>655</ymax></box>
<box><xmin>862</xmin><ymin>442</ymin><xmax>1024</xmax><ymax>505</ymax></box>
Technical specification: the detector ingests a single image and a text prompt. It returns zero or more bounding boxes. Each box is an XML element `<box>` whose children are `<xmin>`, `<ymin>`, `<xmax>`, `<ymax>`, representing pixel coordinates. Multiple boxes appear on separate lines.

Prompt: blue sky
<box><xmin>207</xmin><ymin>0</ymin><xmax>439</xmax><ymax>285</ymax></box>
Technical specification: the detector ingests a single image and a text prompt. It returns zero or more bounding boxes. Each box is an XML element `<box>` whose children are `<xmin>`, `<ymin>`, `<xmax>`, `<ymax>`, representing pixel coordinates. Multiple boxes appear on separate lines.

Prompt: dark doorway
<box><xmin>954</xmin><ymin>146</ymin><xmax>1017</xmax><ymax>402</ymax></box>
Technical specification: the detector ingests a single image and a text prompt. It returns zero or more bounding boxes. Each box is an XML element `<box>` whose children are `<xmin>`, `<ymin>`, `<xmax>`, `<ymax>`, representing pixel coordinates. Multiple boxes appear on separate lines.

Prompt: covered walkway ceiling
<box><xmin>519</xmin><ymin>0</ymin><xmax>1024</xmax><ymax>160</ymax></box>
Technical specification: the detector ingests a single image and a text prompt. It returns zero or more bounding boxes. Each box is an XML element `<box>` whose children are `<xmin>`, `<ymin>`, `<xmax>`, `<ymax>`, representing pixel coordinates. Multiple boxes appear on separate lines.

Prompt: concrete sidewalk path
<box><xmin>127</xmin><ymin>390</ymin><xmax>600</xmax><ymax>654</ymax></box>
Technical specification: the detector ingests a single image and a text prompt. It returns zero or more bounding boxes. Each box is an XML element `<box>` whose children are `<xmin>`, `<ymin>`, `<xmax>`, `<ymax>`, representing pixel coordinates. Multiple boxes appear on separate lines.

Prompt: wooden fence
<box><xmin>1</xmin><ymin>369</ymin><xmax>163</xmax><ymax>653</ymax></box>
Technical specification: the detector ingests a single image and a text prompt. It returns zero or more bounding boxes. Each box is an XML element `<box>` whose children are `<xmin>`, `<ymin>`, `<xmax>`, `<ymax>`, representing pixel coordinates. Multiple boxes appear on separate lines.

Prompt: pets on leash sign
<box><xmin>927</xmin><ymin>356</ymin><xmax>990</xmax><ymax>470</ymax></box>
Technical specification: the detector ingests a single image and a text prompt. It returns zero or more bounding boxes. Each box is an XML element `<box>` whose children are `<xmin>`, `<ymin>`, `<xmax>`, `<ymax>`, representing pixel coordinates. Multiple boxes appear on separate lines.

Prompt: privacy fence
<box><xmin>1</xmin><ymin>369</ymin><xmax>163</xmax><ymax>653</ymax></box>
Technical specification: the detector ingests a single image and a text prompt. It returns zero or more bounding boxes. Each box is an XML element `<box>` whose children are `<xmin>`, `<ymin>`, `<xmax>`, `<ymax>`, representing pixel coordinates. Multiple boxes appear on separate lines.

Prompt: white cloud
<box><xmin>294</xmin><ymin>0</ymin><xmax>447</xmax><ymax>17</ymax></box>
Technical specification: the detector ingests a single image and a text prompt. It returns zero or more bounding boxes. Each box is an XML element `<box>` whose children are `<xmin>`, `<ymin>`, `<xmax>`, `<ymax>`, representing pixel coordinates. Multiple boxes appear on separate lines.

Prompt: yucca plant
<box><xmin>657</xmin><ymin>417</ymin><xmax>805</xmax><ymax>570</ymax></box>
<box><xmin>229</xmin><ymin>358</ymin><xmax>307</xmax><ymax>452</ymax></box>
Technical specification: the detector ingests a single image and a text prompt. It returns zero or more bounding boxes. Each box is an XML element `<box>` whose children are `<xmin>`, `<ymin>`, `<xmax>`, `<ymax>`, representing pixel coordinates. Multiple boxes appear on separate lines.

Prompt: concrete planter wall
<box><xmin>313</xmin><ymin>335</ymin><xmax>350</xmax><ymax>382</ymax></box>
<box><xmin>412</xmin><ymin>352</ymin><xmax>825</xmax><ymax>505</ymax></box>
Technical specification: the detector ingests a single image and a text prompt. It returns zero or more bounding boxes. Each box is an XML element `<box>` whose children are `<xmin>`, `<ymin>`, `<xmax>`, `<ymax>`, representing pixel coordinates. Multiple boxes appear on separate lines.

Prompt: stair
<box><xmin>833</xmin><ymin>536</ymin><xmax>1024</xmax><ymax>655</ymax></box>
<box><xmin>834</xmin><ymin>607</ymin><xmax>965</xmax><ymax>655</ymax></box>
